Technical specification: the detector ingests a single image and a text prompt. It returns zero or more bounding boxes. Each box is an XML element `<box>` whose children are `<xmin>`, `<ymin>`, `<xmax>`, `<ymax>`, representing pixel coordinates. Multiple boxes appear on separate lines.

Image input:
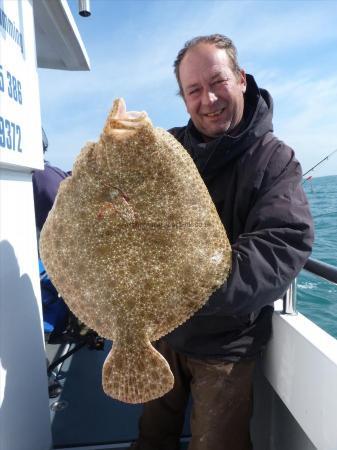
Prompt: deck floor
<box><xmin>46</xmin><ymin>339</ymin><xmax>191</xmax><ymax>449</ymax></box>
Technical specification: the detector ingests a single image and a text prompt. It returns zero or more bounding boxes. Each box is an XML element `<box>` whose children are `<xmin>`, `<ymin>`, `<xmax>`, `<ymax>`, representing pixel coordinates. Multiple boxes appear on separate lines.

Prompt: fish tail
<box><xmin>102</xmin><ymin>340</ymin><xmax>174</xmax><ymax>404</ymax></box>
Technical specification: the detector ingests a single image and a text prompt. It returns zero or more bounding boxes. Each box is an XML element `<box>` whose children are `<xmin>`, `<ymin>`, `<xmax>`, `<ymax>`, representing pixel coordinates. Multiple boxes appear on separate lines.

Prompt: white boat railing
<box><xmin>282</xmin><ymin>257</ymin><xmax>337</xmax><ymax>315</ymax></box>
<box><xmin>282</xmin><ymin>280</ymin><xmax>297</xmax><ymax>315</ymax></box>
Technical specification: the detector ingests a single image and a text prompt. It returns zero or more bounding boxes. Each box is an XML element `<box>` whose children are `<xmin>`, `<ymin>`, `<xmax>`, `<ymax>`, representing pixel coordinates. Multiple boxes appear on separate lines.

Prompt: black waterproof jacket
<box><xmin>164</xmin><ymin>75</ymin><xmax>314</xmax><ymax>361</ymax></box>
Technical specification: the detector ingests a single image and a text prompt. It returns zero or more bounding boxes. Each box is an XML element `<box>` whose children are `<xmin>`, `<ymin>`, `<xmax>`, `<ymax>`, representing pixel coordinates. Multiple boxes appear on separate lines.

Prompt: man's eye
<box><xmin>188</xmin><ymin>89</ymin><xmax>199</xmax><ymax>96</ymax></box>
<box><xmin>214</xmin><ymin>79</ymin><xmax>228</xmax><ymax>85</ymax></box>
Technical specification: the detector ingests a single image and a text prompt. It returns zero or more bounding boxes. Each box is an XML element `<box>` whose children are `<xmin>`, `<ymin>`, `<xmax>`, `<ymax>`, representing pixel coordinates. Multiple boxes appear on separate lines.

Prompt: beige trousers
<box><xmin>132</xmin><ymin>340</ymin><xmax>256</xmax><ymax>450</ymax></box>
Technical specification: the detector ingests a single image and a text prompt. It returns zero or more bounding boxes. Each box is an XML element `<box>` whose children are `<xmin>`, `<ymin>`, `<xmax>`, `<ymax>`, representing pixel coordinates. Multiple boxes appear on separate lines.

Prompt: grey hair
<box><xmin>173</xmin><ymin>34</ymin><xmax>241</xmax><ymax>96</ymax></box>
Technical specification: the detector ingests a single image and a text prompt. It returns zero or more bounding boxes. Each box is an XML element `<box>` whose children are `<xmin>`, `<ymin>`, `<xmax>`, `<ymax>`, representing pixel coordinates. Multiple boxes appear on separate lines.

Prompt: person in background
<box><xmin>32</xmin><ymin>128</ymin><xmax>69</xmax><ymax>235</ymax></box>
<box><xmin>131</xmin><ymin>34</ymin><xmax>314</xmax><ymax>450</ymax></box>
<box><xmin>32</xmin><ymin>129</ymin><xmax>70</xmax><ymax>335</ymax></box>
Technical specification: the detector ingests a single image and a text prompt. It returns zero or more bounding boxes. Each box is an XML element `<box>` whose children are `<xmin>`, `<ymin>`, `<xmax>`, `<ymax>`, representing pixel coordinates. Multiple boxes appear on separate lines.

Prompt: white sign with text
<box><xmin>0</xmin><ymin>0</ymin><xmax>43</xmax><ymax>170</ymax></box>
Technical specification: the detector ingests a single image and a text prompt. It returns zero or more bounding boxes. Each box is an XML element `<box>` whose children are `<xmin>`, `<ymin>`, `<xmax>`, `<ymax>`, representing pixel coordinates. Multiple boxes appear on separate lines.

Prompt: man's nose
<box><xmin>201</xmin><ymin>90</ymin><xmax>218</xmax><ymax>106</ymax></box>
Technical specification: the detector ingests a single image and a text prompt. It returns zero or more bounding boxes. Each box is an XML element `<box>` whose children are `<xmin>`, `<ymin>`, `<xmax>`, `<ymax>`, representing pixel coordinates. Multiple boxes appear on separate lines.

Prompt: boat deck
<box><xmin>46</xmin><ymin>339</ymin><xmax>191</xmax><ymax>449</ymax></box>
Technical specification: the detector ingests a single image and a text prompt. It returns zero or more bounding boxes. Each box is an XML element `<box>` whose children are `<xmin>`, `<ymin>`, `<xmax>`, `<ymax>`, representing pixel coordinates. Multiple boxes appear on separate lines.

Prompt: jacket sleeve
<box><xmin>32</xmin><ymin>165</ymin><xmax>68</xmax><ymax>232</ymax></box>
<box><xmin>209</xmin><ymin>144</ymin><xmax>314</xmax><ymax>316</ymax></box>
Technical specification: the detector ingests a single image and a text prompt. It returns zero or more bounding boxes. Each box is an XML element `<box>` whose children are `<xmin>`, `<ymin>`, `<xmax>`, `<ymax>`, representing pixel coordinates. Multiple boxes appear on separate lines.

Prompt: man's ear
<box><xmin>180</xmin><ymin>91</ymin><xmax>189</xmax><ymax>113</ymax></box>
<box><xmin>239</xmin><ymin>69</ymin><xmax>247</xmax><ymax>94</ymax></box>
<box><xmin>179</xmin><ymin>90</ymin><xmax>187</xmax><ymax>105</ymax></box>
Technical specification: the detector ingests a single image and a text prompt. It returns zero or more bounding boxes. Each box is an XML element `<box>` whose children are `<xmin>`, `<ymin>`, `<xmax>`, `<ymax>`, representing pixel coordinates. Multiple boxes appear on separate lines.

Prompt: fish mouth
<box><xmin>102</xmin><ymin>98</ymin><xmax>150</xmax><ymax>140</ymax></box>
<box><xmin>109</xmin><ymin>98</ymin><xmax>148</xmax><ymax>129</ymax></box>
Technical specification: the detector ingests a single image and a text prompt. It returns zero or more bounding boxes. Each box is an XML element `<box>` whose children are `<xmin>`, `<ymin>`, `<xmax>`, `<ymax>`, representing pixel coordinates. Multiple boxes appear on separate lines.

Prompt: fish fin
<box><xmin>111</xmin><ymin>98</ymin><xmax>127</xmax><ymax>119</ymax></box>
<box><xmin>102</xmin><ymin>340</ymin><xmax>174</xmax><ymax>404</ymax></box>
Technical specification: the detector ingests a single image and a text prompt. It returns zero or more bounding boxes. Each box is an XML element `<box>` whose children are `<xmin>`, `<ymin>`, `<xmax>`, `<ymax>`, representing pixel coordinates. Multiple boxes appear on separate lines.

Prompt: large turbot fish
<box><xmin>39</xmin><ymin>99</ymin><xmax>231</xmax><ymax>404</ymax></box>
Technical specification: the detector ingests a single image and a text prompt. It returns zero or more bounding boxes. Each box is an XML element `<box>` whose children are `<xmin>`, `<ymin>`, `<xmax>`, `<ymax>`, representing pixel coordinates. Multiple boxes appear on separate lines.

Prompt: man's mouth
<box><xmin>204</xmin><ymin>107</ymin><xmax>226</xmax><ymax>118</ymax></box>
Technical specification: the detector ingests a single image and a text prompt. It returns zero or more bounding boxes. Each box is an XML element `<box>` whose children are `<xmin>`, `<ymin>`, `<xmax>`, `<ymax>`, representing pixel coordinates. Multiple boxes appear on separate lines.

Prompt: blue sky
<box><xmin>38</xmin><ymin>0</ymin><xmax>337</xmax><ymax>177</ymax></box>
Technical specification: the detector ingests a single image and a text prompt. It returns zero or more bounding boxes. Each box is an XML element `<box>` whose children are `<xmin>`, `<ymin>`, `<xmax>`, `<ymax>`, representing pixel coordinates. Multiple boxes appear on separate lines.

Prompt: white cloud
<box><xmin>237</xmin><ymin>1</ymin><xmax>337</xmax><ymax>56</ymax></box>
<box><xmin>257</xmin><ymin>71</ymin><xmax>337</xmax><ymax>176</ymax></box>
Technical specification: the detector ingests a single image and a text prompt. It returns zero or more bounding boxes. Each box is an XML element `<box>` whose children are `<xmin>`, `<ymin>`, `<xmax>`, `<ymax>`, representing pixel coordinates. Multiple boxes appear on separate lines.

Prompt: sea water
<box><xmin>298</xmin><ymin>175</ymin><xmax>337</xmax><ymax>339</ymax></box>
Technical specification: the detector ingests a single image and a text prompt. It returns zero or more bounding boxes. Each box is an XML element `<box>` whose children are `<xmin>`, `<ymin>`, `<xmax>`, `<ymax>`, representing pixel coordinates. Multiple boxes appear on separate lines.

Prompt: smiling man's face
<box><xmin>179</xmin><ymin>43</ymin><xmax>247</xmax><ymax>139</ymax></box>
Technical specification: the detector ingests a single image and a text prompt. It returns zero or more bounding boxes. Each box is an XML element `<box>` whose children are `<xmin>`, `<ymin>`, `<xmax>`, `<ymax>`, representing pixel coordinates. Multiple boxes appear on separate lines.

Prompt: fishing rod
<box><xmin>302</xmin><ymin>148</ymin><xmax>337</xmax><ymax>182</ymax></box>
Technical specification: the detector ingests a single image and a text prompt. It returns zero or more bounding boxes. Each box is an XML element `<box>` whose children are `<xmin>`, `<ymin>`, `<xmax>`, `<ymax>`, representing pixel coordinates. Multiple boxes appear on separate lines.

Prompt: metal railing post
<box><xmin>283</xmin><ymin>279</ymin><xmax>297</xmax><ymax>315</ymax></box>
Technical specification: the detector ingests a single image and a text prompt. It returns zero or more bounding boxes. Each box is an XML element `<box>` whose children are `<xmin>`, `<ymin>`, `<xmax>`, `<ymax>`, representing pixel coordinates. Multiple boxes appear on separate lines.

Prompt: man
<box><xmin>131</xmin><ymin>34</ymin><xmax>314</xmax><ymax>450</ymax></box>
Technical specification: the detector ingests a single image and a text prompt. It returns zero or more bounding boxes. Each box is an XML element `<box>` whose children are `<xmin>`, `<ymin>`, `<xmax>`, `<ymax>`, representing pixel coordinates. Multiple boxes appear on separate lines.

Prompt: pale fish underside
<box><xmin>39</xmin><ymin>98</ymin><xmax>231</xmax><ymax>404</ymax></box>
